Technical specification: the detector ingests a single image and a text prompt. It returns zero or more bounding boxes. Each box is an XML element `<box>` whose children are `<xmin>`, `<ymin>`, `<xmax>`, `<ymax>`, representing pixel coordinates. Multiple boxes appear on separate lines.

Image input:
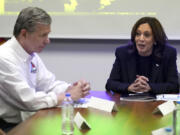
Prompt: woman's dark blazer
<box><xmin>105</xmin><ymin>44</ymin><xmax>179</xmax><ymax>94</ymax></box>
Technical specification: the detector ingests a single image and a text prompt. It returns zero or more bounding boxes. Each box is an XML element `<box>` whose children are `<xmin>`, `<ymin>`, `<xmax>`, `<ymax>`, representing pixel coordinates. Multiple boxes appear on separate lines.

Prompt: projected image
<box><xmin>0</xmin><ymin>0</ymin><xmax>156</xmax><ymax>15</ymax></box>
<box><xmin>0</xmin><ymin>0</ymin><xmax>179</xmax><ymax>39</ymax></box>
<box><xmin>63</xmin><ymin>0</ymin><xmax>116</xmax><ymax>12</ymax></box>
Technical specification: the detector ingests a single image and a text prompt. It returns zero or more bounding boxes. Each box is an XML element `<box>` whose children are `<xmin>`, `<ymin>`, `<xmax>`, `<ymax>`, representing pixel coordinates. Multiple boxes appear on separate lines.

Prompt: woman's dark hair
<box><xmin>130</xmin><ymin>17</ymin><xmax>168</xmax><ymax>62</ymax></box>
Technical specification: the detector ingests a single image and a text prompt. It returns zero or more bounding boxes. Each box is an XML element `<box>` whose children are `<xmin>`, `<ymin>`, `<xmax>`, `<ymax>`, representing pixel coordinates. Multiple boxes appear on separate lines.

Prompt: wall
<box><xmin>39</xmin><ymin>39</ymin><xmax>180</xmax><ymax>91</ymax></box>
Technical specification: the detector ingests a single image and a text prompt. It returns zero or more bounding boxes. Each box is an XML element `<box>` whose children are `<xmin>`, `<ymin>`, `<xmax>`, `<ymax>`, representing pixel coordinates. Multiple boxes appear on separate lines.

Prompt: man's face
<box><xmin>23</xmin><ymin>23</ymin><xmax>51</xmax><ymax>54</ymax></box>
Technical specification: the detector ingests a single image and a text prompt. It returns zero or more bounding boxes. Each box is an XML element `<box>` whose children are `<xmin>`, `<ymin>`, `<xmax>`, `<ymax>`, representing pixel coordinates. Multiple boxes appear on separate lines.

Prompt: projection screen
<box><xmin>0</xmin><ymin>0</ymin><xmax>180</xmax><ymax>39</ymax></box>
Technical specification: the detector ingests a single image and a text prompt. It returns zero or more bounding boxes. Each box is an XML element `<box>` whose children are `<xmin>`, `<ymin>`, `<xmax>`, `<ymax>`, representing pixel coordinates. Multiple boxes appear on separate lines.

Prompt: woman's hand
<box><xmin>128</xmin><ymin>75</ymin><xmax>151</xmax><ymax>93</ymax></box>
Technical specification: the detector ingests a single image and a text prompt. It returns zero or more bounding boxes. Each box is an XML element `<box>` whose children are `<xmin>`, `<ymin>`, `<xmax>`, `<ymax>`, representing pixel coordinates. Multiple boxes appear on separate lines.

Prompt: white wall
<box><xmin>39</xmin><ymin>39</ymin><xmax>180</xmax><ymax>91</ymax></box>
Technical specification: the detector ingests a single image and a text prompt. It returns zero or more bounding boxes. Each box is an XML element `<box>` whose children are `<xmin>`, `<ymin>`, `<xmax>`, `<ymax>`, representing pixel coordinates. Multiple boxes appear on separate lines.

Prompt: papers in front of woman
<box><xmin>156</xmin><ymin>94</ymin><xmax>180</xmax><ymax>101</ymax></box>
<box><xmin>120</xmin><ymin>93</ymin><xmax>156</xmax><ymax>102</ymax></box>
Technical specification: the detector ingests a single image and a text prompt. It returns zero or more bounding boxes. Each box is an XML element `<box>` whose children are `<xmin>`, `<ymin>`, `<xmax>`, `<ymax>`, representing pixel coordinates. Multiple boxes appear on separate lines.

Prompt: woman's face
<box><xmin>135</xmin><ymin>23</ymin><xmax>155</xmax><ymax>56</ymax></box>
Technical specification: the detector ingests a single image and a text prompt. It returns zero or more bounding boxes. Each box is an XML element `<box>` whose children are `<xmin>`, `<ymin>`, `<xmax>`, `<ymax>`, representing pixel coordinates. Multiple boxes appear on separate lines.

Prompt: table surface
<box><xmin>7</xmin><ymin>91</ymin><xmax>173</xmax><ymax>135</ymax></box>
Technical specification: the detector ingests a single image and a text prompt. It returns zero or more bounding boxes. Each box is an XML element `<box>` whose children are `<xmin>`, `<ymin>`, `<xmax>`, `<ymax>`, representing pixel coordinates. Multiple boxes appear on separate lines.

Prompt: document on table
<box><xmin>156</xmin><ymin>94</ymin><xmax>180</xmax><ymax>101</ymax></box>
<box><xmin>152</xmin><ymin>126</ymin><xmax>172</xmax><ymax>135</ymax></box>
<box><xmin>57</xmin><ymin>98</ymin><xmax>89</xmax><ymax>108</ymax></box>
<box><xmin>58</xmin><ymin>97</ymin><xmax>118</xmax><ymax>112</ymax></box>
<box><xmin>120</xmin><ymin>93</ymin><xmax>156</xmax><ymax>102</ymax></box>
<box><xmin>73</xmin><ymin>98</ymin><xmax>89</xmax><ymax>108</ymax></box>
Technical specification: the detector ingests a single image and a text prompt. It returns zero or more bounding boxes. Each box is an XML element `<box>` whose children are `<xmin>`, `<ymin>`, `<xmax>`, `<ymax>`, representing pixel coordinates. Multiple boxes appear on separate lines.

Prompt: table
<box><xmin>7</xmin><ymin>91</ymin><xmax>172</xmax><ymax>135</ymax></box>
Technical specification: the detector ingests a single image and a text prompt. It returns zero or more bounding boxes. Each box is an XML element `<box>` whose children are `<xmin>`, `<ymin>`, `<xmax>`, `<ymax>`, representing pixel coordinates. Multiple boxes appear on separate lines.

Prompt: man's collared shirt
<box><xmin>0</xmin><ymin>36</ymin><xmax>70</xmax><ymax>123</ymax></box>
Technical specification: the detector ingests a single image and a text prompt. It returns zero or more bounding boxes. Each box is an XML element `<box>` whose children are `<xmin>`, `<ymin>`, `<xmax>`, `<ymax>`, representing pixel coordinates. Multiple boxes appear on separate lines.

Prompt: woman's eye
<box><xmin>136</xmin><ymin>32</ymin><xmax>141</xmax><ymax>36</ymax></box>
<box><xmin>144</xmin><ymin>32</ymin><xmax>152</xmax><ymax>38</ymax></box>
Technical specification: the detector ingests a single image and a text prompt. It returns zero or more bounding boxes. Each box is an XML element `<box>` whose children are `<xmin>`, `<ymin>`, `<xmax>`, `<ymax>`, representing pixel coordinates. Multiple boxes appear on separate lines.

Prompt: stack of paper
<box><xmin>156</xmin><ymin>94</ymin><xmax>180</xmax><ymax>101</ymax></box>
<box><xmin>120</xmin><ymin>93</ymin><xmax>156</xmax><ymax>102</ymax></box>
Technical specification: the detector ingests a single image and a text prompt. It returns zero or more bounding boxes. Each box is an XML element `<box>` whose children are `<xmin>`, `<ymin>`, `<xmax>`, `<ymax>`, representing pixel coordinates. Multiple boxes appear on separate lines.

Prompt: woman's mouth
<box><xmin>137</xmin><ymin>44</ymin><xmax>145</xmax><ymax>49</ymax></box>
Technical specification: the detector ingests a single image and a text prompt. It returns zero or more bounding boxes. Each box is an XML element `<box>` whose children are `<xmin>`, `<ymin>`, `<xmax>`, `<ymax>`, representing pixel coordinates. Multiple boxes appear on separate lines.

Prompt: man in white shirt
<box><xmin>0</xmin><ymin>7</ymin><xmax>90</xmax><ymax>131</ymax></box>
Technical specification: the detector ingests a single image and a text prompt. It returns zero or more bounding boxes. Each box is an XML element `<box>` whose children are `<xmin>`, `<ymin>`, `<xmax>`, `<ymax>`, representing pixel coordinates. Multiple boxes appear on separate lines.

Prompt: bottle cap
<box><xmin>164</xmin><ymin>127</ymin><xmax>172</xmax><ymax>132</ymax></box>
<box><xmin>65</xmin><ymin>93</ymin><xmax>71</xmax><ymax>97</ymax></box>
<box><xmin>176</xmin><ymin>101</ymin><xmax>180</xmax><ymax>104</ymax></box>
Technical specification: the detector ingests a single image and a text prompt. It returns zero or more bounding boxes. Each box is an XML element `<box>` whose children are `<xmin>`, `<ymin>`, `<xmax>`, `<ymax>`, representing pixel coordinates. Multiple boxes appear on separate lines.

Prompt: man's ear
<box><xmin>19</xmin><ymin>29</ymin><xmax>28</xmax><ymax>39</ymax></box>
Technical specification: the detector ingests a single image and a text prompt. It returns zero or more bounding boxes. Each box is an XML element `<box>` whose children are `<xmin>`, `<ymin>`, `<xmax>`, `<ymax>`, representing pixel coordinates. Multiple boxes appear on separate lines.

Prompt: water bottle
<box><xmin>173</xmin><ymin>105</ymin><xmax>177</xmax><ymax>135</ymax></box>
<box><xmin>176</xmin><ymin>101</ymin><xmax>180</xmax><ymax>135</ymax></box>
<box><xmin>61</xmin><ymin>93</ymin><xmax>74</xmax><ymax>135</ymax></box>
<box><xmin>172</xmin><ymin>101</ymin><xmax>180</xmax><ymax>135</ymax></box>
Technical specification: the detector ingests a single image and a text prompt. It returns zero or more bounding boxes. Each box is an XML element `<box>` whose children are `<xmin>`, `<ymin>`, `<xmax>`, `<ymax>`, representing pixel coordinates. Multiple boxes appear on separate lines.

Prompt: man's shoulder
<box><xmin>0</xmin><ymin>39</ymin><xmax>20</xmax><ymax>64</ymax></box>
<box><xmin>0</xmin><ymin>42</ymin><xmax>13</xmax><ymax>58</ymax></box>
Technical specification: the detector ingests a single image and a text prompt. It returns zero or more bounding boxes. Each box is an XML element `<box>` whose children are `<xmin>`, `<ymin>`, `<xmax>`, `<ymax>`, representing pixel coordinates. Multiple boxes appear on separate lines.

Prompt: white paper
<box><xmin>156</xmin><ymin>94</ymin><xmax>180</xmax><ymax>101</ymax></box>
<box><xmin>73</xmin><ymin>98</ymin><xmax>89</xmax><ymax>108</ymax></box>
<box><xmin>120</xmin><ymin>97</ymin><xmax>156</xmax><ymax>102</ymax></box>
<box><xmin>153</xmin><ymin>101</ymin><xmax>176</xmax><ymax>116</ymax></box>
<box><xmin>120</xmin><ymin>93</ymin><xmax>156</xmax><ymax>102</ymax></box>
<box><xmin>152</xmin><ymin>127</ymin><xmax>173</xmax><ymax>135</ymax></box>
<box><xmin>74</xmin><ymin>112</ymin><xmax>91</xmax><ymax>130</ymax></box>
<box><xmin>57</xmin><ymin>98</ymin><xmax>89</xmax><ymax>108</ymax></box>
<box><xmin>88</xmin><ymin>96</ymin><xmax>117</xmax><ymax>112</ymax></box>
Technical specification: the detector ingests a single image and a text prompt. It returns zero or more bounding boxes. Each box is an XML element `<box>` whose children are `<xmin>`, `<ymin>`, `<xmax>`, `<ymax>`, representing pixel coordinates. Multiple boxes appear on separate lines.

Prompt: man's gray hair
<box><xmin>13</xmin><ymin>7</ymin><xmax>52</xmax><ymax>37</ymax></box>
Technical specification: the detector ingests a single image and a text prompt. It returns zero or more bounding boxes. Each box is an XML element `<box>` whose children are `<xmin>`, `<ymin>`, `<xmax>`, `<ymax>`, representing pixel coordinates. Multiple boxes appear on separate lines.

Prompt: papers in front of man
<box><xmin>57</xmin><ymin>97</ymin><xmax>118</xmax><ymax>112</ymax></box>
<box><xmin>73</xmin><ymin>98</ymin><xmax>89</xmax><ymax>108</ymax></box>
<box><xmin>57</xmin><ymin>98</ymin><xmax>89</xmax><ymax>108</ymax></box>
<box><xmin>156</xmin><ymin>94</ymin><xmax>180</xmax><ymax>101</ymax></box>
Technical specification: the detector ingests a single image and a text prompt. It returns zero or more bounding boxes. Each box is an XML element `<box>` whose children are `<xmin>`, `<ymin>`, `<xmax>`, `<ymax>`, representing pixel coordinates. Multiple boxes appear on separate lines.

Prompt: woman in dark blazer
<box><xmin>106</xmin><ymin>17</ymin><xmax>179</xmax><ymax>94</ymax></box>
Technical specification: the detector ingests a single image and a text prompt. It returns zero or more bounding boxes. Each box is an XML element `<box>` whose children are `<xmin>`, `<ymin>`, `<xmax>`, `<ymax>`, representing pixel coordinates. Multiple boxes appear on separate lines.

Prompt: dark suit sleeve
<box><xmin>105</xmin><ymin>47</ymin><xmax>130</xmax><ymax>93</ymax></box>
<box><xmin>149</xmin><ymin>46</ymin><xmax>179</xmax><ymax>94</ymax></box>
